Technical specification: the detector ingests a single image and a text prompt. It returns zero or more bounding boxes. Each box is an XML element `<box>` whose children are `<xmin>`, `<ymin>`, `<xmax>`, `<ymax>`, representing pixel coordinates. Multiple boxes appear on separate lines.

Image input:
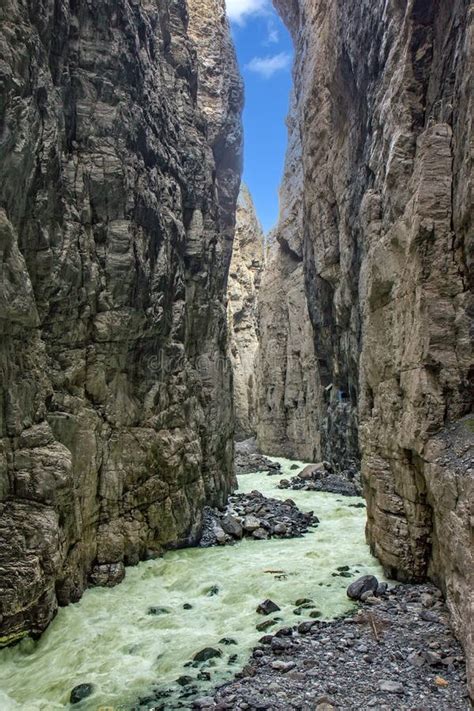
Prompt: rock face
<box><xmin>227</xmin><ymin>185</ymin><xmax>264</xmax><ymax>439</ymax></box>
<box><xmin>256</xmin><ymin>95</ymin><xmax>322</xmax><ymax>463</ymax></box>
<box><xmin>274</xmin><ymin>0</ymin><xmax>473</xmax><ymax>693</ymax></box>
<box><xmin>0</xmin><ymin>0</ymin><xmax>242</xmax><ymax>643</ymax></box>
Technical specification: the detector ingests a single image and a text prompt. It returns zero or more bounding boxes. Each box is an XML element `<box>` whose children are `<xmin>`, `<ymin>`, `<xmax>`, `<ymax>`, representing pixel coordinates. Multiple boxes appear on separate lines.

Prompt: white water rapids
<box><xmin>0</xmin><ymin>458</ymin><xmax>384</xmax><ymax>710</ymax></box>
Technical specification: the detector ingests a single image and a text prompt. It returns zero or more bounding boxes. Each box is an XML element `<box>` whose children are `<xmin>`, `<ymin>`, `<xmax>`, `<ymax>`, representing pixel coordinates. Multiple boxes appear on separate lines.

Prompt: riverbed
<box><xmin>0</xmin><ymin>458</ymin><xmax>384</xmax><ymax>710</ymax></box>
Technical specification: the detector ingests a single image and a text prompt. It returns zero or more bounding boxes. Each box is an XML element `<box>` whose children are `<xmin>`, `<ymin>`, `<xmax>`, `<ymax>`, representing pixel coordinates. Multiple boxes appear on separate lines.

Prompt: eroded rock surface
<box><xmin>227</xmin><ymin>185</ymin><xmax>264</xmax><ymax>440</ymax></box>
<box><xmin>272</xmin><ymin>0</ymin><xmax>473</xmax><ymax>693</ymax></box>
<box><xmin>0</xmin><ymin>0</ymin><xmax>242</xmax><ymax>643</ymax></box>
<box><xmin>256</xmin><ymin>95</ymin><xmax>322</xmax><ymax>463</ymax></box>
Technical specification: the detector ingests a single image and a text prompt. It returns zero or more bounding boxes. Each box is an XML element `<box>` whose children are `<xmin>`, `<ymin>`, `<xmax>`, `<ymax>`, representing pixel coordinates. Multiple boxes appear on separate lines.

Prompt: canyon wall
<box><xmin>0</xmin><ymin>0</ymin><xmax>242</xmax><ymax>643</ymax></box>
<box><xmin>274</xmin><ymin>0</ymin><xmax>473</xmax><ymax>689</ymax></box>
<box><xmin>256</xmin><ymin>99</ymin><xmax>322</xmax><ymax>462</ymax></box>
<box><xmin>227</xmin><ymin>185</ymin><xmax>264</xmax><ymax>440</ymax></box>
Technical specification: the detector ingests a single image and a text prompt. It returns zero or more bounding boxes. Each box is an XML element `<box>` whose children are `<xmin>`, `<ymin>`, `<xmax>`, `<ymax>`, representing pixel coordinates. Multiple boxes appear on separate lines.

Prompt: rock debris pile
<box><xmin>278</xmin><ymin>463</ymin><xmax>362</xmax><ymax>497</ymax></box>
<box><xmin>199</xmin><ymin>491</ymin><xmax>318</xmax><ymax>547</ymax></box>
<box><xmin>203</xmin><ymin>582</ymin><xmax>469</xmax><ymax>710</ymax></box>
<box><xmin>234</xmin><ymin>439</ymin><xmax>282</xmax><ymax>476</ymax></box>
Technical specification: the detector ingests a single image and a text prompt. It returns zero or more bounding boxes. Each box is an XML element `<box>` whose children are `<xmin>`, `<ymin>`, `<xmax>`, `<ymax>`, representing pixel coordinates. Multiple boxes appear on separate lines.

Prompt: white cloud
<box><xmin>226</xmin><ymin>0</ymin><xmax>268</xmax><ymax>24</ymax></box>
<box><xmin>245</xmin><ymin>52</ymin><xmax>292</xmax><ymax>78</ymax></box>
<box><xmin>266</xmin><ymin>27</ymin><xmax>279</xmax><ymax>44</ymax></box>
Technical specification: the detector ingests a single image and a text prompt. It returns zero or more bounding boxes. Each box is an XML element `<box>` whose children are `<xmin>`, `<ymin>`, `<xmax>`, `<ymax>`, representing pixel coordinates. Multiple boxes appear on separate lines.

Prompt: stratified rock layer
<box><xmin>227</xmin><ymin>185</ymin><xmax>264</xmax><ymax>439</ymax></box>
<box><xmin>274</xmin><ymin>0</ymin><xmax>473</xmax><ymax>692</ymax></box>
<box><xmin>0</xmin><ymin>0</ymin><xmax>242</xmax><ymax>643</ymax></box>
<box><xmin>256</xmin><ymin>94</ymin><xmax>322</xmax><ymax>463</ymax></box>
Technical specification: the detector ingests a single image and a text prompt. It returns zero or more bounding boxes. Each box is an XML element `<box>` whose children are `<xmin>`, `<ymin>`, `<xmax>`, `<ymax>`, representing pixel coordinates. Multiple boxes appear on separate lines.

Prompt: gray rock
<box><xmin>347</xmin><ymin>575</ymin><xmax>379</xmax><ymax>600</ymax></box>
<box><xmin>193</xmin><ymin>647</ymin><xmax>222</xmax><ymax>663</ymax></box>
<box><xmin>70</xmin><ymin>684</ymin><xmax>94</xmax><ymax>705</ymax></box>
<box><xmin>0</xmin><ymin>0</ymin><xmax>243</xmax><ymax>643</ymax></box>
<box><xmin>257</xmin><ymin>599</ymin><xmax>281</xmax><ymax>615</ymax></box>
<box><xmin>243</xmin><ymin>515</ymin><xmax>261</xmax><ymax>532</ymax></box>
<box><xmin>378</xmin><ymin>680</ymin><xmax>404</xmax><ymax>694</ymax></box>
<box><xmin>221</xmin><ymin>514</ymin><xmax>243</xmax><ymax>539</ymax></box>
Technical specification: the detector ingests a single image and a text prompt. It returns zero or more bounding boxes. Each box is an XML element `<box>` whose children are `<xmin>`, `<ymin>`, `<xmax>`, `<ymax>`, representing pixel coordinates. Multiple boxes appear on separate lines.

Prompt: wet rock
<box><xmin>206</xmin><ymin>586</ymin><xmax>219</xmax><ymax>597</ymax></box>
<box><xmin>89</xmin><ymin>562</ymin><xmax>125</xmax><ymax>588</ymax></box>
<box><xmin>177</xmin><ymin>675</ymin><xmax>194</xmax><ymax>687</ymax></box>
<box><xmin>219</xmin><ymin>638</ymin><xmax>237</xmax><ymax>645</ymax></box>
<box><xmin>234</xmin><ymin>441</ymin><xmax>282</xmax><ymax>476</ymax></box>
<box><xmin>183</xmin><ymin>603</ymin><xmax>193</xmax><ymax>610</ymax></box>
<box><xmin>221</xmin><ymin>515</ymin><xmax>243</xmax><ymax>539</ymax></box>
<box><xmin>199</xmin><ymin>490</ymin><xmax>318</xmax><ymax>546</ymax></box>
<box><xmin>257</xmin><ymin>599</ymin><xmax>281</xmax><ymax>615</ymax></box>
<box><xmin>193</xmin><ymin>648</ymin><xmax>222</xmax><ymax>663</ymax></box>
<box><xmin>147</xmin><ymin>606</ymin><xmax>170</xmax><ymax>616</ymax></box>
<box><xmin>256</xmin><ymin>619</ymin><xmax>277</xmax><ymax>632</ymax></box>
<box><xmin>347</xmin><ymin>575</ymin><xmax>379</xmax><ymax>600</ymax></box>
<box><xmin>197</xmin><ymin>671</ymin><xmax>211</xmax><ymax>681</ymax></box>
<box><xmin>295</xmin><ymin>598</ymin><xmax>313</xmax><ymax>606</ymax></box>
<box><xmin>282</xmin><ymin>465</ymin><xmax>362</xmax><ymax>497</ymax></box>
<box><xmin>70</xmin><ymin>684</ymin><xmax>94</xmax><ymax>704</ymax></box>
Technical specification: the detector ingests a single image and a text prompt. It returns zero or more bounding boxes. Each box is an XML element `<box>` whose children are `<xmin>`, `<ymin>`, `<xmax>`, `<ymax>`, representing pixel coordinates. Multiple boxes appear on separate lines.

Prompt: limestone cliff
<box><xmin>227</xmin><ymin>185</ymin><xmax>264</xmax><ymax>440</ymax></box>
<box><xmin>274</xmin><ymin>0</ymin><xmax>473</xmax><ymax>689</ymax></box>
<box><xmin>256</xmin><ymin>100</ymin><xmax>322</xmax><ymax>462</ymax></box>
<box><xmin>0</xmin><ymin>0</ymin><xmax>242</xmax><ymax>643</ymax></box>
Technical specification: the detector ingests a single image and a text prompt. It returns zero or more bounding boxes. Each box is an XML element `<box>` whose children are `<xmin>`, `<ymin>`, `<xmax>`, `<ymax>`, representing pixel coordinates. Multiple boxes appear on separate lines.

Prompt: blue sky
<box><xmin>227</xmin><ymin>0</ymin><xmax>293</xmax><ymax>234</ymax></box>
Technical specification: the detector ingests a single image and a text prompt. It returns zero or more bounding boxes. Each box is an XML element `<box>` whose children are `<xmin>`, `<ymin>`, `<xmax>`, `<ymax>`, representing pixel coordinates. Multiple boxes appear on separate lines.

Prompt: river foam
<box><xmin>0</xmin><ymin>458</ymin><xmax>383</xmax><ymax>709</ymax></box>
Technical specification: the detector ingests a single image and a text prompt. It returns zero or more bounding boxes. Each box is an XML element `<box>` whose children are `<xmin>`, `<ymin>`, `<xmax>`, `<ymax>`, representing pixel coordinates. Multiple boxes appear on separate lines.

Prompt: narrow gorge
<box><xmin>0</xmin><ymin>0</ymin><xmax>472</xmax><ymax>709</ymax></box>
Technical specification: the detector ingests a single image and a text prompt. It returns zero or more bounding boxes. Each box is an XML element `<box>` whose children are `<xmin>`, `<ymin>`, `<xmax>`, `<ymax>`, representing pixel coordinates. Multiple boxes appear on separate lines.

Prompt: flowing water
<box><xmin>0</xmin><ymin>458</ymin><xmax>384</xmax><ymax>710</ymax></box>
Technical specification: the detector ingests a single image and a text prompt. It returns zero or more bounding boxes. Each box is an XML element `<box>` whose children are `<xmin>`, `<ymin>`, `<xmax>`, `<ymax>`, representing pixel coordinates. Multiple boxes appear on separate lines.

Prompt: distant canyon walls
<box><xmin>255</xmin><ymin>99</ymin><xmax>323</xmax><ymax>463</ymax></box>
<box><xmin>0</xmin><ymin>0</ymin><xmax>242</xmax><ymax>643</ymax></box>
<box><xmin>227</xmin><ymin>185</ymin><xmax>264</xmax><ymax>440</ymax></box>
<box><xmin>269</xmin><ymin>0</ymin><xmax>472</xmax><ymax>690</ymax></box>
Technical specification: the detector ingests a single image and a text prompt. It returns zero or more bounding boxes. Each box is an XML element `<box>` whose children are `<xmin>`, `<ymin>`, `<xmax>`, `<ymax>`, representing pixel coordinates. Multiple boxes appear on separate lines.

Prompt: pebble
<box><xmin>210</xmin><ymin>583</ymin><xmax>469</xmax><ymax>710</ymax></box>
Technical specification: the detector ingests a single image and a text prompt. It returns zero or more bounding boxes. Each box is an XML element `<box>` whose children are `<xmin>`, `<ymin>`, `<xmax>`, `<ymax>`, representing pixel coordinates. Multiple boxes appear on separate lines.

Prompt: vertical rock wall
<box><xmin>227</xmin><ymin>185</ymin><xmax>264</xmax><ymax>440</ymax></box>
<box><xmin>273</xmin><ymin>0</ymin><xmax>473</xmax><ymax>689</ymax></box>
<box><xmin>0</xmin><ymin>0</ymin><xmax>242</xmax><ymax>643</ymax></box>
<box><xmin>256</xmin><ymin>97</ymin><xmax>322</xmax><ymax>462</ymax></box>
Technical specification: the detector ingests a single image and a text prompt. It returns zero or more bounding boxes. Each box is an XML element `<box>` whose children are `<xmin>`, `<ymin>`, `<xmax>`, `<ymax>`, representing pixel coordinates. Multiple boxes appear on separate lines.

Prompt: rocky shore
<box><xmin>278</xmin><ymin>463</ymin><xmax>362</xmax><ymax>498</ymax></box>
<box><xmin>199</xmin><ymin>491</ymin><xmax>318</xmax><ymax>547</ymax></box>
<box><xmin>234</xmin><ymin>440</ymin><xmax>282</xmax><ymax>476</ymax></box>
<box><xmin>198</xmin><ymin>582</ymin><xmax>470</xmax><ymax>710</ymax></box>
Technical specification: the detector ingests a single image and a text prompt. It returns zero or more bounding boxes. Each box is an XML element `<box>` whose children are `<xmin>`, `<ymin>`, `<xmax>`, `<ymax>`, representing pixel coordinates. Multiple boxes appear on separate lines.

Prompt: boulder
<box><xmin>347</xmin><ymin>575</ymin><xmax>379</xmax><ymax>600</ymax></box>
<box><xmin>193</xmin><ymin>647</ymin><xmax>222</xmax><ymax>663</ymax></box>
<box><xmin>256</xmin><ymin>599</ymin><xmax>281</xmax><ymax>615</ymax></box>
<box><xmin>221</xmin><ymin>514</ymin><xmax>243</xmax><ymax>539</ymax></box>
<box><xmin>70</xmin><ymin>684</ymin><xmax>94</xmax><ymax>705</ymax></box>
